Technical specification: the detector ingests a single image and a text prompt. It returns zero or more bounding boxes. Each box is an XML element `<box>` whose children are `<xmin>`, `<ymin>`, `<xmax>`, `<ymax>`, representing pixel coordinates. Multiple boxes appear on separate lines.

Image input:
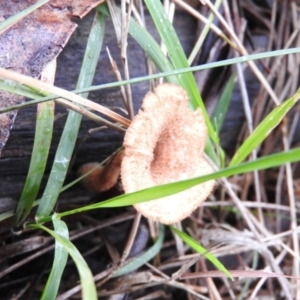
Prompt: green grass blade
<box><xmin>14</xmin><ymin>100</ymin><xmax>54</xmax><ymax>225</ymax></box>
<box><xmin>30</xmin><ymin>221</ymin><xmax>97</xmax><ymax>300</ymax></box>
<box><xmin>41</xmin><ymin>219</ymin><xmax>69</xmax><ymax>300</ymax></box>
<box><xmin>211</xmin><ymin>75</ymin><xmax>235</xmax><ymax>134</ymax></box>
<box><xmin>2</xmin><ymin>48</ymin><xmax>300</xmax><ymax>113</ymax></box>
<box><xmin>144</xmin><ymin>0</ymin><xmax>218</xmax><ymax>144</ymax></box>
<box><xmin>143</xmin><ymin>0</ymin><xmax>199</xmax><ymax>104</ymax></box>
<box><xmin>43</xmin><ymin>146</ymin><xmax>300</xmax><ymax>223</ymax></box>
<box><xmin>229</xmin><ymin>88</ymin><xmax>300</xmax><ymax>167</ymax></box>
<box><xmin>140</xmin><ymin>0</ymin><xmax>220</xmax><ymax>164</ymax></box>
<box><xmin>188</xmin><ymin>0</ymin><xmax>222</xmax><ymax>64</ymax></box>
<box><xmin>128</xmin><ymin>18</ymin><xmax>179</xmax><ymax>84</ymax></box>
<box><xmin>112</xmin><ymin>224</ymin><xmax>165</xmax><ymax>277</ymax></box>
<box><xmin>170</xmin><ymin>226</ymin><xmax>233</xmax><ymax>280</ymax></box>
<box><xmin>205</xmin><ymin>137</ymin><xmax>225</xmax><ymax>169</ymax></box>
<box><xmin>206</xmin><ymin>74</ymin><xmax>234</xmax><ymax>167</ymax></box>
<box><xmin>0</xmin><ymin>79</ymin><xmax>43</xmax><ymax>99</ymax></box>
<box><xmin>0</xmin><ymin>0</ymin><xmax>49</xmax><ymax>34</ymax></box>
<box><xmin>36</xmin><ymin>8</ymin><xmax>106</xmax><ymax>220</ymax></box>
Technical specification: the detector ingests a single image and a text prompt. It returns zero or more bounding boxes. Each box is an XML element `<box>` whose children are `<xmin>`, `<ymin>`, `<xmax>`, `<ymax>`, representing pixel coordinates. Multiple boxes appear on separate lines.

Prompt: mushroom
<box><xmin>121</xmin><ymin>83</ymin><xmax>215</xmax><ymax>224</ymax></box>
<box><xmin>78</xmin><ymin>149</ymin><xmax>124</xmax><ymax>193</ymax></box>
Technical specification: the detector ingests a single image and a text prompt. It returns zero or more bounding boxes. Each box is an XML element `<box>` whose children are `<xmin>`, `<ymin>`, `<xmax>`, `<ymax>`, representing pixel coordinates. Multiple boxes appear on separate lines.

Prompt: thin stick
<box><xmin>120</xmin><ymin>212</ymin><xmax>142</xmax><ymax>263</ymax></box>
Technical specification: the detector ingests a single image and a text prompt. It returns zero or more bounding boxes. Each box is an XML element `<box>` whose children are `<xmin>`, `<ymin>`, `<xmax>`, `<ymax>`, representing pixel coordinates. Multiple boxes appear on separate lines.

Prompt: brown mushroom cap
<box><xmin>121</xmin><ymin>83</ymin><xmax>215</xmax><ymax>224</ymax></box>
<box><xmin>78</xmin><ymin>150</ymin><xmax>124</xmax><ymax>193</ymax></box>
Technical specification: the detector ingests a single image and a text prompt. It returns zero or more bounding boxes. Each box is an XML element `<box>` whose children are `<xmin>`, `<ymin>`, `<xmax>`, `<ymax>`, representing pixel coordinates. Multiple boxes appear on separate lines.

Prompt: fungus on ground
<box><xmin>121</xmin><ymin>83</ymin><xmax>215</xmax><ymax>224</ymax></box>
<box><xmin>78</xmin><ymin>149</ymin><xmax>124</xmax><ymax>193</ymax></box>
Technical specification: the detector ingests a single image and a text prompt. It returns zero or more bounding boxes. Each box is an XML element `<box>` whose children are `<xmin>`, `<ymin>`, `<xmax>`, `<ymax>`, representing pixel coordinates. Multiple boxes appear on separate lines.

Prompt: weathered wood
<box><xmin>2</xmin><ymin>5</ymin><xmax>299</xmax><ymax>213</ymax></box>
<box><xmin>0</xmin><ymin>9</ymin><xmax>197</xmax><ymax>207</ymax></box>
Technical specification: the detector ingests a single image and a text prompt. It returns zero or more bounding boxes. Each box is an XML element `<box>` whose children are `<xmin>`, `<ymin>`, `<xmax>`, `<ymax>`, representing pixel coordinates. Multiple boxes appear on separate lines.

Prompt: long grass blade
<box><xmin>170</xmin><ymin>226</ymin><xmax>232</xmax><ymax>280</ymax></box>
<box><xmin>14</xmin><ymin>60</ymin><xmax>57</xmax><ymax>226</ymax></box>
<box><xmin>207</xmin><ymin>74</ymin><xmax>235</xmax><ymax>166</ymax></box>
<box><xmin>36</xmin><ymin>8</ymin><xmax>106</xmax><ymax>220</ymax></box>
<box><xmin>211</xmin><ymin>75</ymin><xmax>235</xmax><ymax>134</ymax></box>
<box><xmin>30</xmin><ymin>221</ymin><xmax>97</xmax><ymax>300</ymax></box>
<box><xmin>230</xmin><ymin>87</ymin><xmax>300</xmax><ymax>166</ymax></box>
<box><xmin>1</xmin><ymin>48</ymin><xmax>300</xmax><ymax>113</ymax></box>
<box><xmin>14</xmin><ymin>99</ymin><xmax>54</xmax><ymax>225</ymax></box>
<box><xmin>41</xmin><ymin>219</ymin><xmax>69</xmax><ymax>300</ymax></box>
<box><xmin>144</xmin><ymin>0</ymin><xmax>217</xmax><ymax>143</ymax></box>
<box><xmin>42</xmin><ymin>146</ymin><xmax>300</xmax><ymax>223</ymax></box>
<box><xmin>0</xmin><ymin>0</ymin><xmax>49</xmax><ymax>34</ymax></box>
<box><xmin>0</xmin><ymin>72</ymin><xmax>130</xmax><ymax>127</ymax></box>
<box><xmin>112</xmin><ymin>224</ymin><xmax>165</xmax><ymax>277</ymax></box>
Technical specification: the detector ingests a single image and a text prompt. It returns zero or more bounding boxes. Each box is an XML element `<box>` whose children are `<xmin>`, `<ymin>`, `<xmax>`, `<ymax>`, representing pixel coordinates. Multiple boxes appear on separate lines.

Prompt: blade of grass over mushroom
<box><xmin>0</xmin><ymin>0</ymin><xmax>49</xmax><ymax>34</ymax></box>
<box><xmin>170</xmin><ymin>226</ymin><xmax>232</xmax><ymax>280</ymax></box>
<box><xmin>112</xmin><ymin>224</ymin><xmax>165</xmax><ymax>277</ymax></box>
<box><xmin>14</xmin><ymin>99</ymin><xmax>54</xmax><ymax>225</ymax></box>
<box><xmin>30</xmin><ymin>221</ymin><xmax>97</xmax><ymax>300</ymax></box>
<box><xmin>144</xmin><ymin>0</ymin><xmax>218</xmax><ymax>144</ymax></box>
<box><xmin>39</xmin><ymin>146</ymin><xmax>300</xmax><ymax>223</ymax></box>
<box><xmin>36</xmin><ymin>9</ymin><xmax>106</xmax><ymax>220</ymax></box>
<box><xmin>2</xmin><ymin>48</ymin><xmax>300</xmax><ymax>113</ymax></box>
<box><xmin>41</xmin><ymin>219</ymin><xmax>69</xmax><ymax>300</ymax></box>
<box><xmin>229</xmin><ymin>87</ymin><xmax>300</xmax><ymax>167</ymax></box>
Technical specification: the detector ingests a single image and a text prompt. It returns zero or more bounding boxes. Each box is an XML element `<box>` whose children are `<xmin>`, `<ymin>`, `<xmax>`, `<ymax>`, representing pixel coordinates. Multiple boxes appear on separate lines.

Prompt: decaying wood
<box><xmin>0</xmin><ymin>9</ymin><xmax>197</xmax><ymax>209</ymax></box>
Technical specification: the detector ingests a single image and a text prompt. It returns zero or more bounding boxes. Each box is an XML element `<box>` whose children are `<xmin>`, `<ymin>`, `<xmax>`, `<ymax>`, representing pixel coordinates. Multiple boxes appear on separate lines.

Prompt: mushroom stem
<box><xmin>78</xmin><ymin>149</ymin><xmax>124</xmax><ymax>193</ymax></box>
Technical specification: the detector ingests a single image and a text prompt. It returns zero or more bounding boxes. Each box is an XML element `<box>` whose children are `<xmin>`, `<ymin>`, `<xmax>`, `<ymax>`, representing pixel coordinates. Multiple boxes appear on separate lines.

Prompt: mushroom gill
<box><xmin>121</xmin><ymin>83</ymin><xmax>215</xmax><ymax>224</ymax></box>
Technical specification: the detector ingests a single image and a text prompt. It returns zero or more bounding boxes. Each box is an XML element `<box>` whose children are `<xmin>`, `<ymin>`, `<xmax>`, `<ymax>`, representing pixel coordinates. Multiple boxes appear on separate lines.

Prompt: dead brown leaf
<box><xmin>0</xmin><ymin>0</ymin><xmax>104</xmax><ymax>155</ymax></box>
